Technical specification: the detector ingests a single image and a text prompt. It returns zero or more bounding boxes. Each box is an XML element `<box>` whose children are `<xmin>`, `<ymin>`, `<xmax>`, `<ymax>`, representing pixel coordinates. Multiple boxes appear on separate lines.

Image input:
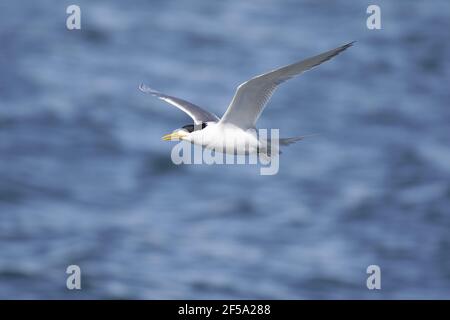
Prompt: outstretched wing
<box><xmin>139</xmin><ymin>83</ymin><xmax>220</xmax><ymax>124</ymax></box>
<box><xmin>219</xmin><ymin>42</ymin><xmax>354</xmax><ymax>129</ymax></box>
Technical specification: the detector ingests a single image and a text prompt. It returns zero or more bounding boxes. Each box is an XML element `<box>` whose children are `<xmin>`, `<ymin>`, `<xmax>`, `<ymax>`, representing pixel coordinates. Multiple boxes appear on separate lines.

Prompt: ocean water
<box><xmin>0</xmin><ymin>0</ymin><xmax>449</xmax><ymax>299</ymax></box>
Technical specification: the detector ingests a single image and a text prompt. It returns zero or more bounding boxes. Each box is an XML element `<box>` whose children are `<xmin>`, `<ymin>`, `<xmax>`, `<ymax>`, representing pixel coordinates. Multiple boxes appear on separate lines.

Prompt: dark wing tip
<box><xmin>342</xmin><ymin>41</ymin><xmax>356</xmax><ymax>49</ymax></box>
<box><xmin>308</xmin><ymin>41</ymin><xmax>355</xmax><ymax>70</ymax></box>
<box><xmin>338</xmin><ymin>41</ymin><xmax>356</xmax><ymax>53</ymax></box>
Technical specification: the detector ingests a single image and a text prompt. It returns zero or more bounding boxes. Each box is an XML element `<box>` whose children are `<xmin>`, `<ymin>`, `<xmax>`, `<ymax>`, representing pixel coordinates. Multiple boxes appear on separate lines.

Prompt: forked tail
<box><xmin>279</xmin><ymin>134</ymin><xmax>319</xmax><ymax>146</ymax></box>
<box><xmin>263</xmin><ymin>134</ymin><xmax>318</xmax><ymax>156</ymax></box>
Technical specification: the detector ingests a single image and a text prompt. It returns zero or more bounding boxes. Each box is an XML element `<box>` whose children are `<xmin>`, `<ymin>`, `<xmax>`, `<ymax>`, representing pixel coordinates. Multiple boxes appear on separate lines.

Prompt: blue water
<box><xmin>1</xmin><ymin>0</ymin><xmax>450</xmax><ymax>299</ymax></box>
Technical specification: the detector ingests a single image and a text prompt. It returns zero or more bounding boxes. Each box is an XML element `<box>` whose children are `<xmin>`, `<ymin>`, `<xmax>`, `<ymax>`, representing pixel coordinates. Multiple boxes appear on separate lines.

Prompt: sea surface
<box><xmin>1</xmin><ymin>0</ymin><xmax>450</xmax><ymax>299</ymax></box>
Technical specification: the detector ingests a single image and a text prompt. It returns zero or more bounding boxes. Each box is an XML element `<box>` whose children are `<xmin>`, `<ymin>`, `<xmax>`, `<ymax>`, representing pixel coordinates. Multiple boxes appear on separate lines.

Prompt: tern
<box><xmin>140</xmin><ymin>42</ymin><xmax>354</xmax><ymax>157</ymax></box>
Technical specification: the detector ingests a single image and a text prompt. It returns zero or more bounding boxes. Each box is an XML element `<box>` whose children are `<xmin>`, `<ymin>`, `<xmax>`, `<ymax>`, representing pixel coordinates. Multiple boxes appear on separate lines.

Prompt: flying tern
<box><xmin>139</xmin><ymin>42</ymin><xmax>354</xmax><ymax>157</ymax></box>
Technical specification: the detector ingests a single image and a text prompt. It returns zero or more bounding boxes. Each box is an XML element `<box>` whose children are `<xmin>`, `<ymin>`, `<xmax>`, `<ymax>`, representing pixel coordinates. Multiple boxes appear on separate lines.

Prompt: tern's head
<box><xmin>162</xmin><ymin>122</ymin><xmax>208</xmax><ymax>141</ymax></box>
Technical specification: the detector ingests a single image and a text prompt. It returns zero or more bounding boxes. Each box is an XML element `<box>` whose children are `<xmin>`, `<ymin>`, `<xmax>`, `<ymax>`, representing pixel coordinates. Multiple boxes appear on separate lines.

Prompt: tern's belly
<box><xmin>192</xmin><ymin>129</ymin><xmax>260</xmax><ymax>155</ymax></box>
<box><xmin>203</xmin><ymin>139</ymin><xmax>258</xmax><ymax>155</ymax></box>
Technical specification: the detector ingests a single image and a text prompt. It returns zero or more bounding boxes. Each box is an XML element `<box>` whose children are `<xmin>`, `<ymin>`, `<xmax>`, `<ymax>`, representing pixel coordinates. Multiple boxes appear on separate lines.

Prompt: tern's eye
<box><xmin>182</xmin><ymin>123</ymin><xmax>208</xmax><ymax>132</ymax></box>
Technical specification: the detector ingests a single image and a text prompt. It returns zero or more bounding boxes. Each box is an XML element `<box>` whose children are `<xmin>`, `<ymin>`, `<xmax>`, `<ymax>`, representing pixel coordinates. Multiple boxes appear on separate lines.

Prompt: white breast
<box><xmin>188</xmin><ymin>123</ymin><xmax>261</xmax><ymax>155</ymax></box>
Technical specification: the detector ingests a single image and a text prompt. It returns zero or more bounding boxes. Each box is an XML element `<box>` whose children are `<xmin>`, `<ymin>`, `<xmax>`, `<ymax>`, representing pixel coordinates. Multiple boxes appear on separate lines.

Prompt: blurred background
<box><xmin>0</xmin><ymin>0</ymin><xmax>449</xmax><ymax>299</ymax></box>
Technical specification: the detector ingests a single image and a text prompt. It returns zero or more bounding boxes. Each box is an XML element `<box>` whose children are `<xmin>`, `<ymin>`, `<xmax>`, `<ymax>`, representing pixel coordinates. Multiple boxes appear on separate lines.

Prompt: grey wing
<box><xmin>139</xmin><ymin>83</ymin><xmax>220</xmax><ymax>125</ymax></box>
<box><xmin>219</xmin><ymin>42</ymin><xmax>354</xmax><ymax>129</ymax></box>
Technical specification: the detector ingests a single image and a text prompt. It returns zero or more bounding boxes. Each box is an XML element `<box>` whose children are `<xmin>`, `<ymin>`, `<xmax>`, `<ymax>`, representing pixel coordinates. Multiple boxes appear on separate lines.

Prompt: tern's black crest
<box><xmin>182</xmin><ymin>122</ymin><xmax>208</xmax><ymax>133</ymax></box>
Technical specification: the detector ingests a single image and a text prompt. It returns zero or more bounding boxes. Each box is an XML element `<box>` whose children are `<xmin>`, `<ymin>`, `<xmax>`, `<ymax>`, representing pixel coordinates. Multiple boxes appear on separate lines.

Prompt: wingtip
<box><xmin>335</xmin><ymin>41</ymin><xmax>355</xmax><ymax>54</ymax></box>
<box><xmin>139</xmin><ymin>83</ymin><xmax>158</xmax><ymax>94</ymax></box>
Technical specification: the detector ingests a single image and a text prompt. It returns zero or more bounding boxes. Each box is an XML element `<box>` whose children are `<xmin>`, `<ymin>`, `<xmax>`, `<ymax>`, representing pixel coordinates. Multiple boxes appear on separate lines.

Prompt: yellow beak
<box><xmin>162</xmin><ymin>132</ymin><xmax>186</xmax><ymax>141</ymax></box>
